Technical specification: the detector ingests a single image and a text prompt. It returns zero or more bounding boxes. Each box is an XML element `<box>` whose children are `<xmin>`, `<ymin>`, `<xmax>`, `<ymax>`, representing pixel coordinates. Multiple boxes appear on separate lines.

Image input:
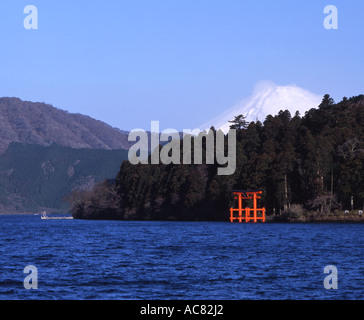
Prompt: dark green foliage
<box><xmin>229</xmin><ymin>114</ymin><xmax>249</xmax><ymax>130</ymax></box>
<box><xmin>72</xmin><ymin>95</ymin><xmax>364</xmax><ymax>220</ymax></box>
<box><xmin>0</xmin><ymin>143</ymin><xmax>128</xmax><ymax>213</ymax></box>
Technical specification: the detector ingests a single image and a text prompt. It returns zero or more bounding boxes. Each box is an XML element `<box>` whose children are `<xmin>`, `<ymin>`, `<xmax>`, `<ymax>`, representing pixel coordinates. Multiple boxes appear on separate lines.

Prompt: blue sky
<box><xmin>0</xmin><ymin>0</ymin><xmax>363</xmax><ymax>131</ymax></box>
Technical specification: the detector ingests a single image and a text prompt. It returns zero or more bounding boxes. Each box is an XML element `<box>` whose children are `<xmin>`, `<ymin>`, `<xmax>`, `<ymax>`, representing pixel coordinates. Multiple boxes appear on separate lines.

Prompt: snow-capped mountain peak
<box><xmin>200</xmin><ymin>81</ymin><xmax>322</xmax><ymax>133</ymax></box>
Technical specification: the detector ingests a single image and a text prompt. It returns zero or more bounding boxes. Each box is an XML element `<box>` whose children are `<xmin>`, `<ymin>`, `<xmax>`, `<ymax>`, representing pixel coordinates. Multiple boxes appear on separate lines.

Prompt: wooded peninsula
<box><xmin>68</xmin><ymin>94</ymin><xmax>364</xmax><ymax>222</ymax></box>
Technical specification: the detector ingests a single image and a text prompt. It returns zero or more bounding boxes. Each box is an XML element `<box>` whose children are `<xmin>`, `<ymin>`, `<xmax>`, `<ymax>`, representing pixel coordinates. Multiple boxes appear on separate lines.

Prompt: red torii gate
<box><xmin>229</xmin><ymin>190</ymin><xmax>266</xmax><ymax>223</ymax></box>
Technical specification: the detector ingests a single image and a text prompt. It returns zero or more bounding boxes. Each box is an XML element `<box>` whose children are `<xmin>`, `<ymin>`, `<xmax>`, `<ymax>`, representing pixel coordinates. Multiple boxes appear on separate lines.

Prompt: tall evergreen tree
<box><xmin>229</xmin><ymin>114</ymin><xmax>249</xmax><ymax>130</ymax></box>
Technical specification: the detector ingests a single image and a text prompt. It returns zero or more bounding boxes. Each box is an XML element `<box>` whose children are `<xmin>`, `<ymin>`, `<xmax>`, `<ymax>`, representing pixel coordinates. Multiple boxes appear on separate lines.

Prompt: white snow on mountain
<box><xmin>200</xmin><ymin>81</ymin><xmax>323</xmax><ymax>133</ymax></box>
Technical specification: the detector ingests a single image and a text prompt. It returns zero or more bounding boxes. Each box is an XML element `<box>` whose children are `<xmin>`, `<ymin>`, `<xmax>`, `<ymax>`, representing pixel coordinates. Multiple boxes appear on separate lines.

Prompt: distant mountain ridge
<box><xmin>0</xmin><ymin>97</ymin><xmax>131</xmax><ymax>153</ymax></box>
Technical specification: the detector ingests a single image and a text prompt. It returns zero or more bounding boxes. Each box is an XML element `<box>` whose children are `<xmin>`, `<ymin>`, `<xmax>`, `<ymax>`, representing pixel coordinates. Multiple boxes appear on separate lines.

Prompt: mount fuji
<box><xmin>200</xmin><ymin>81</ymin><xmax>323</xmax><ymax>133</ymax></box>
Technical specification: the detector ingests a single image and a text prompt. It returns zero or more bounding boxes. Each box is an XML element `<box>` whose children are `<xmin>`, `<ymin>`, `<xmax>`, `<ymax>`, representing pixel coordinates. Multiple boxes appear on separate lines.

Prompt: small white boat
<box><xmin>41</xmin><ymin>211</ymin><xmax>73</xmax><ymax>220</ymax></box>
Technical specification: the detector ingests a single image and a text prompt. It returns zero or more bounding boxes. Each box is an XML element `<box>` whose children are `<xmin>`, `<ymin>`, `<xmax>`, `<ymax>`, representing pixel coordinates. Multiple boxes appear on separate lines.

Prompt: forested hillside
<box><xmin>0</xmin><ymin>143</ymin><xmax>128</xmax><ymax>213</ymax></box>
<box><xmin>71</xmin><ymin>94</ymin><xmax>364</xmax><ymax>221</ymax></box>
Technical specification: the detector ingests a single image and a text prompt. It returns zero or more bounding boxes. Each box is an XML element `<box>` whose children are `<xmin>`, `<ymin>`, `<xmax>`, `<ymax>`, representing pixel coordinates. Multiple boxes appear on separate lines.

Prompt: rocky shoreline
<box><xmin>267</xmin><ymin>212</ymin><xmax>364</xmax><ymax>223</ymax></box>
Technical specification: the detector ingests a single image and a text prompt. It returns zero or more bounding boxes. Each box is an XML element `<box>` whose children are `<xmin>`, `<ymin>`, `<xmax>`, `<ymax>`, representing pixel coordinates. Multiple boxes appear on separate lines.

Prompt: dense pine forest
<box><xmin>70</xmin><ymin>94</ymin><xmax>364</xmax><ymax>221</ymax></box>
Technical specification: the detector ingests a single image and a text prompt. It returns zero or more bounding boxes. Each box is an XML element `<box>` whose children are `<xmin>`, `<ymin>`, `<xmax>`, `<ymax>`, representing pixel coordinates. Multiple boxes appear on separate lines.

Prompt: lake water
<box><xmin>0</xmin><ymin>215</ymin><xmax>363</xmax><ymax>300</ymax></box>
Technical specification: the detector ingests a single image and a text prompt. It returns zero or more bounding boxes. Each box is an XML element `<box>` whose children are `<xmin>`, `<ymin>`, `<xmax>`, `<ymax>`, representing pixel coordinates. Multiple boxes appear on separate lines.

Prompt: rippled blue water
<box><xmin>0</xmin><ymin>215</ymin><xmax>363</xmax><ymax>300</ymax></box>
